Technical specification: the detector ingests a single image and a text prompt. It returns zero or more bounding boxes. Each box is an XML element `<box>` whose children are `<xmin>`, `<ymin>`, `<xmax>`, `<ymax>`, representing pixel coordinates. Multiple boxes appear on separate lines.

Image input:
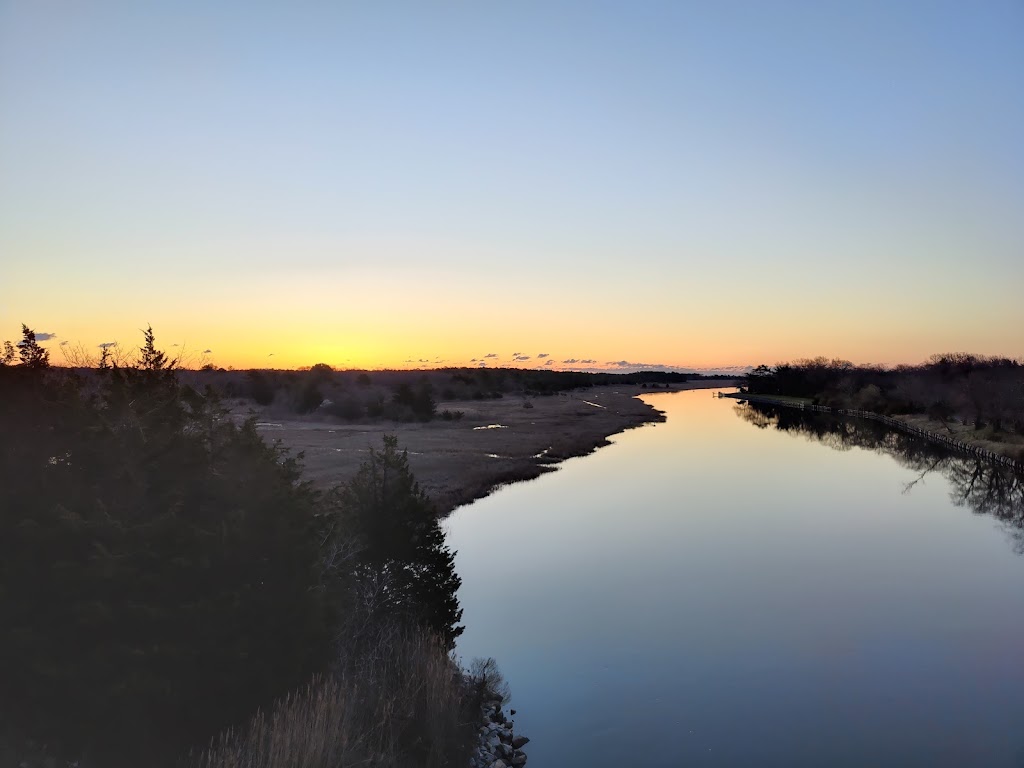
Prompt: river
<box><xmin>445</xmin><ymin>388</ymin><xmax>1024</xmax><ymax>767</ymax></box>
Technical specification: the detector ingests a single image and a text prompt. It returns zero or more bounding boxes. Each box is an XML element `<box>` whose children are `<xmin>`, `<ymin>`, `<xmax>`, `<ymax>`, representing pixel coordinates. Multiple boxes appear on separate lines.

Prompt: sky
<box><xmin>1</xmin><ymin>1</ymin><xmax>1022</xmax><ymax>371</ymax></box>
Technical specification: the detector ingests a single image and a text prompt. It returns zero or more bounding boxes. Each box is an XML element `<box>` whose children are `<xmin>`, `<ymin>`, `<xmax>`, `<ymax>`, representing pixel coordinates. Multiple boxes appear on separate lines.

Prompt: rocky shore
<box><xmin>470</xmin><ymin>700</ymin><xmax>529</xmax><ymax>768</ymax></box>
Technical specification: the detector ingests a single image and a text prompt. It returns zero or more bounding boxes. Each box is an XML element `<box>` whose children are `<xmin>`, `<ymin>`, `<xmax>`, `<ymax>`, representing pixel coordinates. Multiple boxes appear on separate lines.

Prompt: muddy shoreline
<box><xmin>257</xmin><ymin>380</ymin><xmax>736</xmax><ymax>515</ymax></box>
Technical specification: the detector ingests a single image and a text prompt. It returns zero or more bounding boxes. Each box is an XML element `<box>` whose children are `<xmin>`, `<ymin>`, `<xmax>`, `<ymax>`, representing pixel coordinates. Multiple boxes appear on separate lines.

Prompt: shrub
<box><xmin>295</xmin><ymin>380</ymin><xmax>324</xmax><ymax>413</ymax></box>
<box><xmin>324</xmin><ymin>395</ymin><xmax>364</xmax><ymax>421</ymax></box>
<box><xmin>0</xmin><ymin>328</ymin><xmax>333</xmax><ymax>766</ymax></box>
<box><xmin>248</xmin><ymin>370</ymin><xmax>276</xmax><ymax>405</ymax></box>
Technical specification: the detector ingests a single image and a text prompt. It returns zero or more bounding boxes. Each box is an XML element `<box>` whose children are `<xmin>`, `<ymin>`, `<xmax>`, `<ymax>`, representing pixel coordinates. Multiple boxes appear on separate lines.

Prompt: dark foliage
<box><xmin>0</xmin><ymin>325</ymin><xmax>473</xmax><ymax>766</ymax></box>
<box><xmin>744</xmin><ymin>355</ymin><xmax>1024</xmax><ymax>434</ymax></box>
<box><xmin>330</xmin><ymin>436</ymin><xmax>463</xmax><ymax>649</ymax></box>
<box><xmin>0</xmin><ymin>328</ymin><xmax>333</xmax><ymax>765</ymax></box>
<box><xmin>246</xmin><ymin>370</ymin><xmax>276</xmax><ymax>405</ymax></box>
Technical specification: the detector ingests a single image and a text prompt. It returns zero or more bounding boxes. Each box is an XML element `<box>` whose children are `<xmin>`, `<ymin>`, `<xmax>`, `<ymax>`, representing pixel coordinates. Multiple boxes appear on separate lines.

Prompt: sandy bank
<box><xmin>254</xmin><ymin>380</ymin><xmax>736</xmax><ymax>515</ymax></box>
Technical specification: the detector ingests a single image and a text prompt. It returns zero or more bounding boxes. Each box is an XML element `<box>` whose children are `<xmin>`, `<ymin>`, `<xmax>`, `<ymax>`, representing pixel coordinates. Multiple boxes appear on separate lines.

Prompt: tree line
<box><xmin>744</xmin><ymin>354</ymin><xmax>1024</xmax><ymax>435</ymax></box>
<box><xmin>0</xmin><ymin>326</ymin><xmax>473</xmax><ymax>767</ymax></box>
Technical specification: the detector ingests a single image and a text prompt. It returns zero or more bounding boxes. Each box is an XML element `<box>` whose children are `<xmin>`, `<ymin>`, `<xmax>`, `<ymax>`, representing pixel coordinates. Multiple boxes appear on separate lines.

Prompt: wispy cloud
<box><xmin>98</xmin><ymin>342</ymin><xmax>117</xmax><ymax>349</ymax></box>
<box><xmin>562</xmin><ymin>358</ymin><xmax>579</xmax><ymax>364</ymax></box>
<box><xmin>484</xmin><ymin>353</ymin><xmax>498</xmax><ymax>358</ymax></box>
<box><xmin>537</xmin><ymin>352</ymin><xmax>549</xmax><ymax>358</ymax></box>
<box><xmin>513</xmin><ymin>354</ymin><xmax>531</xmax><ymax>362</ymax></box>
<box><xmin>202</xmin><ymin>348</ymin><xmax>212</xmax><ymax>354</ymax></box>
<box><xmin>544</xmin><ymin>359</ymin><xmax>554</xmax><ymax>366</ymax></box>
<box><xmin>34</xmin><ymin>332</ymin><xmax>57</xmax><ymax>341</ymax></box>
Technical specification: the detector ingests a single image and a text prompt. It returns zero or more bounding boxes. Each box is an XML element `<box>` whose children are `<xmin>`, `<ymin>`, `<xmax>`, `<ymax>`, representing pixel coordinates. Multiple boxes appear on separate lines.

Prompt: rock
<box><xmin>491</xmin><ymin>761</ymin><xmax>508</xmax><ymax>768</ymax></box>
<box><xmin>511</xmin><ymin>735</ymin><xmax>530</xmax><ymax>749</ymax></box>
<box><xmin>510</xmin><ymin>709</ymin><xmax>517</xmax><ymax>715</ymax></box>
<box><xmin>511</xmin><ymin>755</ymin><xmax>527</xmax><ymax>766</ymax></box>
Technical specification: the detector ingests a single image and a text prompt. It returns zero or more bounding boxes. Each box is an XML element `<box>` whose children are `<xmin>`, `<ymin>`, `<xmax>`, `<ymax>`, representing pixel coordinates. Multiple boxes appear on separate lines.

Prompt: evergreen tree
<box><xmin>16</xmin><ymin>324</ymin><xmax>49</xmax><ymax>368</ymax></box>
<box><xmin>336</xmin><ymin>436</ymin><xmax>463</xmax><ymax>648</ymax></box>
<box><xmin>0</xmin><ymin>326</ymin><xmax>333</xmax><ymax>766</ymax></box>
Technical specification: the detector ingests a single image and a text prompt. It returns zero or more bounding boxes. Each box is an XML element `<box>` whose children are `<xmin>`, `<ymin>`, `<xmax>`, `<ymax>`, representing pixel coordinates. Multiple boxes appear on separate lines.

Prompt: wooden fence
<box><xmin>725</xmin><ymin>393</ymin><xmax>1022</xmax><ymax>470</ymax></box>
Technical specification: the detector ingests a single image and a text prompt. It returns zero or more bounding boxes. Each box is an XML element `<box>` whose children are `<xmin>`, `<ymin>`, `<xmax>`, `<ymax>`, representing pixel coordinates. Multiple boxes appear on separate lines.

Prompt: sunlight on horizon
<box><xmin>1</xmin><ymin>2</ymin><xmax>1022</xmax><ymax>369</ymax></box>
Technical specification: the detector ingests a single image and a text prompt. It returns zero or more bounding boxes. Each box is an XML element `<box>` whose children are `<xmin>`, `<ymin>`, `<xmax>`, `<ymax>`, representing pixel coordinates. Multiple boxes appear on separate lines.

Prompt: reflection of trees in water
<box><xmin>735</xmin><ymin>402</ymin><xmax>1024</xmax><ymax>550</ymax></box>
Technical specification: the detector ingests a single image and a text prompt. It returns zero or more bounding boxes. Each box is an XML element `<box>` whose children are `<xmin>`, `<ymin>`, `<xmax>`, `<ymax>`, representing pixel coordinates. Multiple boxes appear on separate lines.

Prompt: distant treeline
<box><xmin>50</xmin><ymin>341</ymin><xmax>724</xmax><ymax>424</ymax></box>
<box><xmin>177</xmin><ymin>365</ymin><xmax>719</xmax><ymax>422</ymax></box>
<box><xmin>744</xmin><ymin>354</ymin><xmax>1024</xmax><ymax>435</ymax></box>
<box><xmin>0</xmin><ymin>325</ymin><xmax>502</xmax><ymax>768</ymax></box>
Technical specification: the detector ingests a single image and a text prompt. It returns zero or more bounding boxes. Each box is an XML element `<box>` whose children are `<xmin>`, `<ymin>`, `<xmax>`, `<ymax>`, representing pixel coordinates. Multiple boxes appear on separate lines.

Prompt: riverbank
<box><xmin>725</xmin><ymin>392</ymin><xmax>1023</xmax><ymax>468</ymax></box>
<box><xmin>253</xmin><ymin>380</ymin><xmax>736</xmax><ymax>515</ymax></box>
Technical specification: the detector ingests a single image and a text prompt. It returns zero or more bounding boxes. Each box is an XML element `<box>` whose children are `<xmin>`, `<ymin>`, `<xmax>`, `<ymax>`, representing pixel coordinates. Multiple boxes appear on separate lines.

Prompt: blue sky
<box><xmin>1</xmin><ymin>1</ymin><xmax>1021</xmax><ymax>368</ymax></box>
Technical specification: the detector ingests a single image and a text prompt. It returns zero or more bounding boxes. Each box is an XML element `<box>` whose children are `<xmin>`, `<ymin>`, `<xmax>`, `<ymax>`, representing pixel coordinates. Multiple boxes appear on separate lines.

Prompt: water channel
<box><xmin>447</xmin><ymin>388</ymin><xmax>1024</xmax><ymax>767</ymax></box>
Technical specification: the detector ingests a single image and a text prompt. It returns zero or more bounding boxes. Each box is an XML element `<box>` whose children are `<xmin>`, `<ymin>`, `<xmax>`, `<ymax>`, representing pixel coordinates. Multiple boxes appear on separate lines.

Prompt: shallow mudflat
<box><xmin>245</xmin><ymin>381</ymin><xmax>734</xmax><ymax>514</ymax></box>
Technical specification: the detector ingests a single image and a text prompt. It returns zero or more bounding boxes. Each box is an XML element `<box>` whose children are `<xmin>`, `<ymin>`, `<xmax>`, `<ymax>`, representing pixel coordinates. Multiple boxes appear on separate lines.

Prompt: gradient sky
<box><xmin>2</xmin><ymin>1</ymin><xmax>1022</xmax><ymax>370</ymax></box>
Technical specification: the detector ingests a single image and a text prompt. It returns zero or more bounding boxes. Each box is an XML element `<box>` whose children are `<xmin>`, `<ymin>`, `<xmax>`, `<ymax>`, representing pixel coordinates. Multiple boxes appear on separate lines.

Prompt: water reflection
<box><xmin>449</xmin><ymin>391</ymin><xmax>1024</xmax><ymax>767</ymax></box>
<box><xmin>735</xmin><ymin>401</ymin><xmax>1024</xmax><ymax>549</ymax></box>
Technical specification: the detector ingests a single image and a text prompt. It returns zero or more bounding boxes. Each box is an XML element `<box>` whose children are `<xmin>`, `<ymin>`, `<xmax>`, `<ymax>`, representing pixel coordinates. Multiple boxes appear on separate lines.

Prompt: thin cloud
<box><xmin>562</xmin><ymin>358</ymin><xmax>579</xmax><ymax>364</ymax></box>
<box><xmin>98</xmin><ymin>342</ymin><xmax>117</xmax><ymax>349</ymax></box>
<box><xmin>202</xmin><ymin>349</ymin><xmax>212</xmax><ymax>354</ymax></box>
<box><xmin>59</xmin><ymin>341</ymin><xmax>69</xmax><ymax>346</ymax></box>
<box><xmin>470</xmin><ymin>358</ymin><xmax>477</xmax><ymax>362</ymax></box>
<box><xmin>484</xmin><ymin>353</ymin><xmax>498</xmax><ymax>358</ymax></box>
<box><xmin>34</xmin><ymin>332</ymin><xmax>57</xmax><ymax>341</ymax></box>
<box><xmin>544</xmin><ymin>359</ymin><xmax>554</xmax><ymax>366</ymax></box>
<box><xmin>581</xmin><ymin>359</ymin><xmax>596</xmax><ymax>364</ymax></box>
<box><xmin>513</xmin><ymin>354</ymin><xmax>531</xmax><ymax>362</ymax></box>
<box><xmin>537</xmin><ymin>352</ymin><xmax>549</xmax><ymax>358</ymax></box>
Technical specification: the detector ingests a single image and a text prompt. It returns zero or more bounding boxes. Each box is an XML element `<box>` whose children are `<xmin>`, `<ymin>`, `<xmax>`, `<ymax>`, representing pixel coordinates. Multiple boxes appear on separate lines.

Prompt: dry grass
<box><xmin>897</xmin><ymin>413</ymin><xmax>1024</xmax><ymax>461</ymax></box>
<box><xmin>190</xmin><ymin>631</ymin><xmax>474</xmax><ymax>768</ymax></box>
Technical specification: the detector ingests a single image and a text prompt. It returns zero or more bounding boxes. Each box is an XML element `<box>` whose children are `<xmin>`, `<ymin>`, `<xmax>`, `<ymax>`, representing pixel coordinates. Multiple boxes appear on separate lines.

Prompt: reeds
<box><xmin>191</xmin><ymin>631</ymin><xmax>474</xmax><ymax>768</ymax></box>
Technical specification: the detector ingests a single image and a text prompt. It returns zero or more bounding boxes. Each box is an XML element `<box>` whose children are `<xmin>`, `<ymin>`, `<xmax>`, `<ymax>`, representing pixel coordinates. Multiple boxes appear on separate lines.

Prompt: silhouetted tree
<box><xmin>16</xmin><ymin>324</ymin><xmax>49</xmax><ymax>368</ymax></box>
<box><xmin>332</xmin><ymin>436</ymin><xmax>463</xmax><ymax>648</ymax></box>
<box><xmin>0</xmin><ymin>327</ymin><xmax>332</xmax><ymax>766</ymax></box>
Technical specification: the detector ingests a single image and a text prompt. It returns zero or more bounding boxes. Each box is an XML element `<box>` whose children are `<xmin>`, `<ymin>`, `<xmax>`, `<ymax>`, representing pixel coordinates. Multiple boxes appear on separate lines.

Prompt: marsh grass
<box><xmin>191</xmin><ymin>632</ymin><xmax>476</xmax><ymax>768</ymax></box>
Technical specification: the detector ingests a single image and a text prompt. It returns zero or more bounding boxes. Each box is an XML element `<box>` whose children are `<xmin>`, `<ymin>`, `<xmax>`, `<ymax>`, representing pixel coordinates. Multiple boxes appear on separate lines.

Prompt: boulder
<box><xmin>511</xmin><ymin>735</ymin><xmax>530</xmax><ymax>750</ymax></box>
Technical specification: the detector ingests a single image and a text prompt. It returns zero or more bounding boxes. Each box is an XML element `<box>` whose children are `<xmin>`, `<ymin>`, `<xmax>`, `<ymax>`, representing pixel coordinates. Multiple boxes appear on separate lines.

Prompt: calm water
<box><xmin>446</xmin><ymin>389</ymin><xmax>1024</xmax><ymax>767</ymax></box>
